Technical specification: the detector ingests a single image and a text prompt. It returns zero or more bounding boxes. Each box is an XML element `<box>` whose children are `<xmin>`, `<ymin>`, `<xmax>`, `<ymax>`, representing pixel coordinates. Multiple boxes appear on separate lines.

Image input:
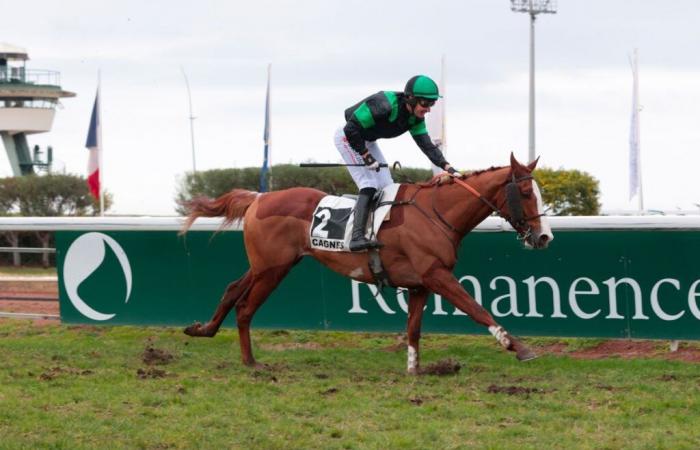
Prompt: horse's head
<box><xmin>496</xmin><ymin>153</ymin><xmax>554</xmax><ymax>249</ymax></box>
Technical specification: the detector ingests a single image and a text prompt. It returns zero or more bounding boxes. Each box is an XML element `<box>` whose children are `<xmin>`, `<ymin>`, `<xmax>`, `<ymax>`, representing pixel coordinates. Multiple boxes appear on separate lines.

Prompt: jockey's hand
<box><xmin>445</xmin><ymin>165</ymin><xmax>463</xmax><ymax>178</ymax></box>
<box><xmin>361</xmin><ymin>151</ymin><xmax>380</xmax><ymax>172</ymax></box>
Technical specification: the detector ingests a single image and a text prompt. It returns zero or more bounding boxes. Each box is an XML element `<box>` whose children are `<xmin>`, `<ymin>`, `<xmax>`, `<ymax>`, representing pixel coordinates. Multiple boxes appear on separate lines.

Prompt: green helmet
<box><xmin>404</xmin><ymin>75</ymin><xmax>441</xmax><ymax>100</ymax></box>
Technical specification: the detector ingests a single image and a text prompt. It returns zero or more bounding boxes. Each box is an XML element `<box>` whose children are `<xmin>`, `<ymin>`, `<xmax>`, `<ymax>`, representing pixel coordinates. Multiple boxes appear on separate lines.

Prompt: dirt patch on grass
<box><xmin>658</xmin><ymin>374</ymin><xmax>678</xmax><ymax>382</ymax></box>
<box><xmin>573</xmin><ymin>340</ymin><xmax>659</xmax><ymax>359</ymax></box>
<box><xmin>538</xmin><ymin>339</ymin><xmax>700</xmax><ymax>362</ymax></box>
<box><xmin>249</xmin><ymin>362</ymin><xmax>287</xmax><ymax>383</ymax></box>
<box><xmin>137</xmin><ymin>368</ymin><xmax>168</xmax><ymax>379</ymax></box>
<box><xmin>419</xmin><ymin>359</ymin><xmax>461</xmax><ymax>376</ymax></box>
<box><xmin>662</xmin><ymin>344</ymin><xmax>700</xmax><ymax>363</ymax></box>
<box><xmin>251</xmin><ymin>370</ymin><xmax>279</xmax><ymax>383</ymax></box>
<box><xmin>142</xmin><ymin>346</ymin><xmax>174</xmax><ymax>365</ymax></box>
<box><xmin>409</xmin><ymin>397</ymin><xmax>424</xmax><ymax>406</ymax></box>
<box><xmin>487</xmin><ymin>384</ymin><xmax>545</xmax><ymax>396</ymax></box>
<box><xmin>39</xmin><ymin>366</ymin><xmax>94</xmax><ymax>381</ymax></box>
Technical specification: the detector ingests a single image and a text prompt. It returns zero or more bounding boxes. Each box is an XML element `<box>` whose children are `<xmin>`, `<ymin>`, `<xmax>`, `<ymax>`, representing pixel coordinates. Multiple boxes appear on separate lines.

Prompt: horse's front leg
<box><xmin>421</xmin><ymin>264</ymin><xmax>537</xmax><ymax>361</ymax></box>
<box><xmin>406</xmin><ymin>288</ymin><xmax>429</xmax><ymax>375</ymax></box>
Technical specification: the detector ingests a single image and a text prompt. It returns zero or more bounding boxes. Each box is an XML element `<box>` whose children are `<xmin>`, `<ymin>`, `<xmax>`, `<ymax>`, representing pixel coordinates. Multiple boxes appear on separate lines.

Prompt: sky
<box><xmin>2</xmin><ymin>0</ymin><xmax>700</xmax><ymax>215</ymax></box>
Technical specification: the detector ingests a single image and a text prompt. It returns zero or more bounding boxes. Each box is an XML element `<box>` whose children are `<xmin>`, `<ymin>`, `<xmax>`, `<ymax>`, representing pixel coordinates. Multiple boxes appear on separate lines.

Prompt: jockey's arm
<box><xmin>412</xmin><ymin>132</ymin><xmax>451</xmax><ymax>171</ymax></box>
<box><xmin>343</xmin><ymin>120</ymin><xmax>367</xmax><ymax>156</ymax></box>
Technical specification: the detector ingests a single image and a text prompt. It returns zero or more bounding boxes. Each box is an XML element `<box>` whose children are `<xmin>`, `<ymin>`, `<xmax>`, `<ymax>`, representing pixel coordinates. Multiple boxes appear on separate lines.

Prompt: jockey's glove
<box><xmin>361</xmin><ymin>151</ymin><xmax>380</xmax><ymax>172</ymax></box>
<box><xmin>446</xmin><ymin>165</ymin><xmax>463</xmax><ymax>178</ymax></box>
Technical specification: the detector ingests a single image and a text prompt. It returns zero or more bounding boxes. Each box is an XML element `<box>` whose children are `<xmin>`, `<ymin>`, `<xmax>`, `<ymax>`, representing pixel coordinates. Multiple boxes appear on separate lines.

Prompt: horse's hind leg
<box><xmin>184</xmin><ymin>270</ymin><xmax>253</xmax><ymax>338</ymax></box>
<box><xmin>235</xmin><ymin>264</ymin><xmax>295</xmax><ymax>367</ymax></box>
<box><xmin>406</xmin><ymin>288</ymin><xmax>429</xmax><ymax>375</ymax></box>
<box><xmin>422</xmin><ymin>265</ymin><xmax>537</xmax><ymax>361</ymax></box>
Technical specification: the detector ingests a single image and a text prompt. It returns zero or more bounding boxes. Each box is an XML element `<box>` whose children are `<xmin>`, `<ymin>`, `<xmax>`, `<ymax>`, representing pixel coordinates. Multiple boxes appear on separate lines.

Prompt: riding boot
<box><xmin>349</xmin><ymin>188</ymin><xmax>382</xmax><ymax>252</ymax></box>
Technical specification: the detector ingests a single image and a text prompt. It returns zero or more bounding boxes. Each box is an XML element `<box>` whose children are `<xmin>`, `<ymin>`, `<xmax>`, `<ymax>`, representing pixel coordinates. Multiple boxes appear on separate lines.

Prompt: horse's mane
<box><xmin>416</xmin><ymin>165</ymin><xmax>508</xmax><ymax>188</ymax></box>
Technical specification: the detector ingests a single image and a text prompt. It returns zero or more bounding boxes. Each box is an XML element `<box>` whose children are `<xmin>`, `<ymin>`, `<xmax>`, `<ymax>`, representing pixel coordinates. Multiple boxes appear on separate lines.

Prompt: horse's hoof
<box><xmin>243</xmin><ymin>360</ymin><xmax>266</xmax><ymax>370</ymax></box>
<box><xmin>516</xmin><ymin>349</ymin><xmax>539</xmax><ymax>362</ymax></box>
<box><xmin>184</xmin><ymin>322</ymin><xmax>204</xmax><ymax>337</ymax></box>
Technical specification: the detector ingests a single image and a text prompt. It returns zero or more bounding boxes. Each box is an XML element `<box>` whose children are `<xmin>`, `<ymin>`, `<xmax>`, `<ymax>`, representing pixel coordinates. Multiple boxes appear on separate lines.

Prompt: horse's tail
<box><xmin>179</xmin><ymin>189</ymin><xmax>259</xmax><ymax>235</ymax></box>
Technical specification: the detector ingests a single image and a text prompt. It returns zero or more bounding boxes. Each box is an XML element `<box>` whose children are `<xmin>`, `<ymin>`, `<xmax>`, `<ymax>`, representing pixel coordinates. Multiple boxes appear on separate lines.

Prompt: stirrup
<box><xmin>349</xmin><ymin>237</ymin><xmax>383</xmax><ymax>252</ymax></box>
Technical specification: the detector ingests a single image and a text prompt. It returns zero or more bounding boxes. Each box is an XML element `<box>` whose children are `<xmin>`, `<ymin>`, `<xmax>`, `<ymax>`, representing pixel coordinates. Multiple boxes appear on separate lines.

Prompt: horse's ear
<box><xmin>510</xmin><ymin>152</ymin><xmax>523</xmax><ymax>169</ymax></box>
<box><xmin>527</xmin><ymin>156</ymin><xmax>540</xmax><ymax>172</ymax></box>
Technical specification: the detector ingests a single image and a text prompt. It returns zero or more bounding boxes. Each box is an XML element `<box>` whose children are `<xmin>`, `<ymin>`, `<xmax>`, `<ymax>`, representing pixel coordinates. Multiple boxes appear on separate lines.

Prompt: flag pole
<box><xmin>267</xmin><ymin>63</ymin><xmax>272</xmax><ymax>191</ymax></box>
<box><xmin>259</xmin><ymin>63</ymin><xmax>272</xmax><ymax>192</ymax></box>
<box><xmin>629</xmin><ymin>49</ymin><xmax>643</xmax><ymax>213</ymax></box>
<box><xmin>98</xmin><ymin>70</ymin><xmax>104</xmax><ymax>216</ymax></box>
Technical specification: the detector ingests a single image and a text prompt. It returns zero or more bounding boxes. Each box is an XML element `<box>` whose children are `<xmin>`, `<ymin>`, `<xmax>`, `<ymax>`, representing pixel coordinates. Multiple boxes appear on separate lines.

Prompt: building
<box><xmin>0</xmin><ymin>43</ymin><xmax>75</xmax><ymax>175</ymax></box>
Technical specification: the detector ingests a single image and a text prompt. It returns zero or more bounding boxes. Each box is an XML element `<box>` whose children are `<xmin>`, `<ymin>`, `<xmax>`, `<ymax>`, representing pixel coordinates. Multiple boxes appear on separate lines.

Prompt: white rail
<box><xmin>0</xmin><ymin>215</ymin><xmax>698</xmax><ymax>232</ymax></box>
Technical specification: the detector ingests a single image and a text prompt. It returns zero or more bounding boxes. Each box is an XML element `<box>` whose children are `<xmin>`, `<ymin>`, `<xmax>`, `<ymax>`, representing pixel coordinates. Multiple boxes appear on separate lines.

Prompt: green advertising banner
<box><xmin>54</xmin><ymin>218</ymin><xmax>700</xmax><ymax>340</ymax></box>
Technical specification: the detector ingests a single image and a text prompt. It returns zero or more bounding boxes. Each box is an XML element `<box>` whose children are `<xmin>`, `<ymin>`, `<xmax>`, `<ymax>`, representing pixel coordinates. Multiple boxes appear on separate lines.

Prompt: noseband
<box><xmin>451</xmin><ymin>173</ymin><xmax>543</xmax><ymax>242</ymax></box>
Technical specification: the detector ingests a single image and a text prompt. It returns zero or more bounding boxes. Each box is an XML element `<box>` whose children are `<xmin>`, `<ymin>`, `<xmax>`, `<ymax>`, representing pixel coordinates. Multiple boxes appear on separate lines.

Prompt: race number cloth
<box><xmin>310</xmin><ymin>184</ymin><xmax>401</xmax><ymax>252</ymax></box>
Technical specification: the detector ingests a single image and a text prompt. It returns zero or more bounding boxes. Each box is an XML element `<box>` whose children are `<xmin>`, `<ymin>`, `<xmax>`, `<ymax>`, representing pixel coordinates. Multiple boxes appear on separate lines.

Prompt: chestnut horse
<box><xmin>180</xmin><ymin>153</ymin><xmax>553</xmax><ymax>373</ymax></box>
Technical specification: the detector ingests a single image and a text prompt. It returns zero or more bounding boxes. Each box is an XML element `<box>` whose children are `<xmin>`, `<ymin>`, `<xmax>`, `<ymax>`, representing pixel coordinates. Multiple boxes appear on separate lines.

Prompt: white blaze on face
<box><xmin>407</xmin><ymin>345</ymin><xmax>418</xmax><ymax>371</ymax></box>
<box><xmin>532</xmin><ymin>181</ymin><xmax>554</xmax><ymax>242</ymax></box>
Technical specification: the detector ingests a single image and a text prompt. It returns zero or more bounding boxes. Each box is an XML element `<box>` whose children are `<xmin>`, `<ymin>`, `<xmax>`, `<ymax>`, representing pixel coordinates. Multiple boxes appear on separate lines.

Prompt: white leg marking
<box><xmin>407</xmin><ymin>345</ymin><xmax>418</xmax><ymax>372</ymax></box>
<box><xmin>488</xmin><ymin>325</ymin><xmax>511</xmax><ymax>349</ymax></box>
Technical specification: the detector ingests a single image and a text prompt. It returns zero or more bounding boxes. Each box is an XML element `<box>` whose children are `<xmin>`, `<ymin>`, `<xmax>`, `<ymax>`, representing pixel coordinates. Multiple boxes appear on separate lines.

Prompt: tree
<box><xmin>175</xmin><ymin>164</ymin><xmax>434</xmax><ymax>214</ymax></box>
<box><xmin>534</xmin><ymin>168</ymin><xmax>601</xmax><ymax>216</ymax></box>
<box><xmin>175</xmin><ymin>164</ymin><xmax>602</xmax><ymax>217</ymax></box>
<box><xmin>0</xmin><ymin>174</ymin><xmax>113</xmax><ymax>267</ymax></box>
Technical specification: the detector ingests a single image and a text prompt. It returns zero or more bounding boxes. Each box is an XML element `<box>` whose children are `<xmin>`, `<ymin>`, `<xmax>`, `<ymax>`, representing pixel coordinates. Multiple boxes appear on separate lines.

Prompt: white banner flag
<box><xmin>629</xmin><ymin>49</ymin><xmax>641</xmax><ymax>204</ymax></box>
<box><xmin>426</xmin><ymin>55</ymin><xmax>446</xmax><ymax>176</ymax></box>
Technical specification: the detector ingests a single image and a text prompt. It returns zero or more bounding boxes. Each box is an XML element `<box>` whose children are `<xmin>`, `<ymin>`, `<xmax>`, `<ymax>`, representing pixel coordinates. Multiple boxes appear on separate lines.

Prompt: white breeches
<box><xmin>334</xmin><ymin>126</ymin><xmax>394</xmax><ymax>191</ymax></box>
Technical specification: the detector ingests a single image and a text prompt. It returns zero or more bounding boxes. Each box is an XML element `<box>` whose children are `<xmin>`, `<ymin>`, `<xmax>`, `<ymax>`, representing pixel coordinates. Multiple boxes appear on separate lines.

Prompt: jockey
<box><xmin>335</xmin><ymin>75</ymin><xmax>461</xmax><ymax>251</ymax></box>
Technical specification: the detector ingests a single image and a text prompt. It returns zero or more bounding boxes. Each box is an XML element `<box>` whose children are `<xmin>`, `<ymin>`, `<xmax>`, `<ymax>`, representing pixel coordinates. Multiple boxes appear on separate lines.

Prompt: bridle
<box><xmin>448</xmin><ymin>172</ymin><xmax>544</xmax><ymax>243</ymax></box>
<box><xmin>381</xmin><ymin>170</ymin><xmax>544</xmax><ymax>248</ymax></box>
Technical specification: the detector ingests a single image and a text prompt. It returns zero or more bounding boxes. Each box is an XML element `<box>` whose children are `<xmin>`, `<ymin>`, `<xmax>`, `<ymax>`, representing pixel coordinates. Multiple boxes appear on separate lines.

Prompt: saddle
<box><xmin>309</xmin><ymin>184</ymin><xmax>400</xmax><ymax>253</ymax></box>
<box><xmin>309</xmin><ymin>184</ymin><xmax>401</xmax><ymax>289</ymax></box>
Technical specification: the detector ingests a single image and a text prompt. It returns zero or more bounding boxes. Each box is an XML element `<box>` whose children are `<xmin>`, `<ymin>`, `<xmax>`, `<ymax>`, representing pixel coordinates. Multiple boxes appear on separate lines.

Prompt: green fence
<box><xmin>43</xmin><ymin>216</ymin><xmax>700</xmax><ymax>340</ymax></box>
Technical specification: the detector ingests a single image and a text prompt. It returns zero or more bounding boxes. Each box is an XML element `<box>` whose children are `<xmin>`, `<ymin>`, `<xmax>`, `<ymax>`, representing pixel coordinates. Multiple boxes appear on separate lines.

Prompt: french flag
<box><xmin>85</xmin><ymin>89</ymin><xmax>100</xmax><ymax>200</ymax></box>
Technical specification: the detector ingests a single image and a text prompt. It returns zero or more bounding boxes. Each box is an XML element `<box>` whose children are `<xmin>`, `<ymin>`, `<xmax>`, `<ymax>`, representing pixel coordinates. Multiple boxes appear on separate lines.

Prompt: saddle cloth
<box><xmin>309</xmin><ymin>183</ymin><xmax>401</xmax><ymax>252</ymax></box>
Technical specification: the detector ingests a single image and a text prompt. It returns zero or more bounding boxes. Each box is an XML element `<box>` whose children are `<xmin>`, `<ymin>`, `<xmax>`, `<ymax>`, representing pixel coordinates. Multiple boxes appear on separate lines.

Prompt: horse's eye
<box><xmin>522</xmin><ymin>190</ymin><xmax>533</xmax><ymax>198</ymax></box>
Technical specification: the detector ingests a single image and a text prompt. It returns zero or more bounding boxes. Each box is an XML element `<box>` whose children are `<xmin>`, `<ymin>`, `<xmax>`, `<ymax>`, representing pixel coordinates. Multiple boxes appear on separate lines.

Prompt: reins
<box><xmin>379</xmin><ymin>170</ymin><xmax>544</xmax><ymax>247</ymax></box>
<box><xmin>377</xmin><ymin>183</ymin><xmax>459</xmax><ymax>246</ymax></box>
<box><xmin>451</xmin><ymin>175</ymin><xmax>502</xmax><ymax>217</ymax></box>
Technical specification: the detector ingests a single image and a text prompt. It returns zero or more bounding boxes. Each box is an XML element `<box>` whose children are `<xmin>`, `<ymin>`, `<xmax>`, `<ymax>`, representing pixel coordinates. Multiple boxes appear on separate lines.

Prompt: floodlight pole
<box><xmin>511</xmin><ymin>0</ymin><xmax>557</xmax><ymax>163</ymax></box>
<box><xmin>528</xmin><ymin>13</ymin><xmax>536</xmax><ymax>164</ymax></box>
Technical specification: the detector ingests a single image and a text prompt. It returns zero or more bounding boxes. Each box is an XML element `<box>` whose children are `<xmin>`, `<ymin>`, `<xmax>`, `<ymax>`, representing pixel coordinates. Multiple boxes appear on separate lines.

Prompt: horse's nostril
<box><xmin>538</xmin><ymin>234</ymin><xmax>550</xmax><ymax>247</ymax></box>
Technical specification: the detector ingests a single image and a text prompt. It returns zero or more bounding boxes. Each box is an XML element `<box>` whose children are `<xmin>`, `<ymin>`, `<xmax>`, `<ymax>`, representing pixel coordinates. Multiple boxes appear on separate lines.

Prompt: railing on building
<box><xmin>0</xmin><ymin>68</ymin><xmax>62</xmax><ymax>86</ymax></box>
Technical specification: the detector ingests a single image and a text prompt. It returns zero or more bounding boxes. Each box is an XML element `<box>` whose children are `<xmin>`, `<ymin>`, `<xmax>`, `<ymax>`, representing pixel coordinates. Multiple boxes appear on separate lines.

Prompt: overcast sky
<box><xmin>2</xmin><ymin>0</ymin><xmax>700</xmax><ymax>215</ymax></box>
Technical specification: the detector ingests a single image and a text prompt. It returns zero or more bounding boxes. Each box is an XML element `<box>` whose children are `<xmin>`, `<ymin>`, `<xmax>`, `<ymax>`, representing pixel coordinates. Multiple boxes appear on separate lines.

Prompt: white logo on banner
<box><xmin>63</xmin><ymin>232</ymin><xmax>133</xmax><ymax>321</ymax></box>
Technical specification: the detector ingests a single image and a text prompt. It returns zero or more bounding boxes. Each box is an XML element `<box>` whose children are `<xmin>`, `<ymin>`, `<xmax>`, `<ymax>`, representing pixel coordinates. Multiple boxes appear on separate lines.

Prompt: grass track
<box><xmin>1</xmin><ymin>321</ymin><xmax>699</xmax><ymax>449</ymax></box>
